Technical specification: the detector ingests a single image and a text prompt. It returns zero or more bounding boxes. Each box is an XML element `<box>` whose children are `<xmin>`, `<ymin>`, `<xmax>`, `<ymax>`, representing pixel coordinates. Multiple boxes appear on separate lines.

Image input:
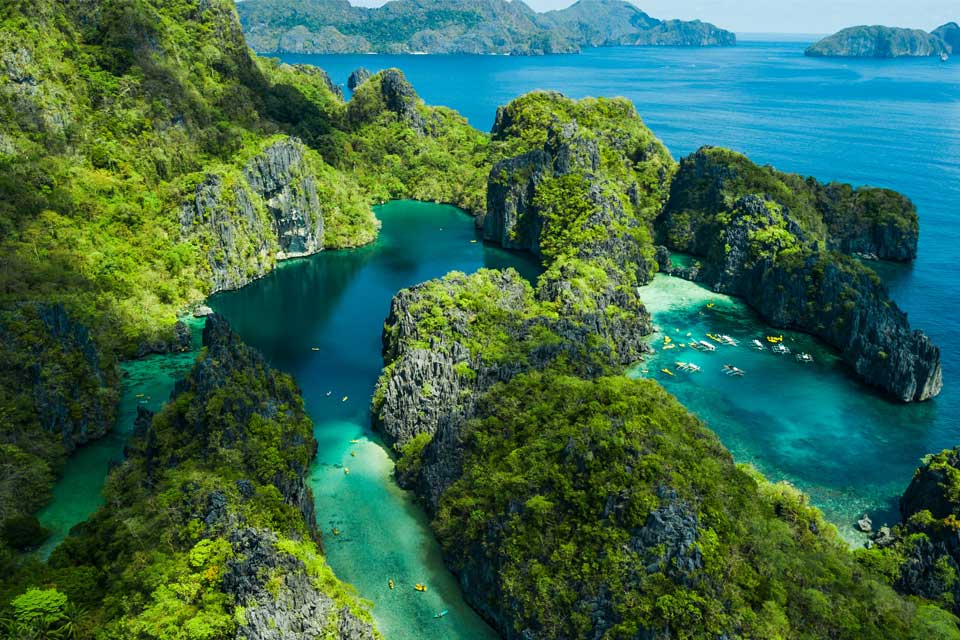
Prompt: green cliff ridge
<box><xmin>236</xmin><ymin>0</ymin><xmax>736</xmax><ymax>55</ymax></box>
<box><xmin>806</xmin><ymin>23</ymin><xmax>957</xmax><ymax>58</ymax></box>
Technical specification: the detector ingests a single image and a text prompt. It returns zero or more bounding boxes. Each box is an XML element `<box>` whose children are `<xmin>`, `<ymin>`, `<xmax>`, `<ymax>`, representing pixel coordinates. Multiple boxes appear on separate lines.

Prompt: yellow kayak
<box><xmin>661</xmin><ymin>368</ymin><xmax>675</xmax><ymax>377</ymax></box>
<box><xmin>388</xmin><ymin>580</ymin><xmax>395</xmax><ymax>590</ymax></box>
<box><xmin>344</xmin><ymin>467</ymin><xmax>350</xmax><ymax>475</ymax></box>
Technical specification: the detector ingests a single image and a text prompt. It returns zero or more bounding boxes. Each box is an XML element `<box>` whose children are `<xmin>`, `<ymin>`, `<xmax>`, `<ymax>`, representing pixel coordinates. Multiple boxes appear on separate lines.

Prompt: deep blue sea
<box><xmin>282</xmin><ymin>41</ymin><xmax>960</xmax><ymax>534</ymax></box>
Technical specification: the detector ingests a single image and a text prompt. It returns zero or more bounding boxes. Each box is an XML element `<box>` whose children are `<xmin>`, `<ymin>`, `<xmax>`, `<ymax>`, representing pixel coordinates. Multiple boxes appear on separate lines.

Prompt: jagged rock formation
<box><xmin>347</xmin><ymin>67</ymin><xmax>371</xmax><ymax>91</ymax></box>
<box><xmin>656</xmin><ymin>147</ymin><xmax>940</xmax><ymax>402</ymax></box>
<box><xmin>236</xmin><ymin>0</ymin><xmax>735</xmax><ymax>55</ymax></box>
<box><xmin>884</xmin><ymin>447</ymin><xmax>960</xmax><ymax>614</ymax></box>
<box><xmin>180</xmin><ymin>138</ymin><xmax>326</xmax><ymax>292</ymax></box>
<box><xmin>226</xmin><ymin>528</ymin><xmax>375</xmax><ymax>640</ymax></box>
<box><xmin>806</xmin><ymin>24</ymin><xmax>955</xmax><ymax>58</ymax></box>
<box><xmin>0</xmin><ymin>304</ymin><xmax>118</xmax><ymax>456</ymax></box>
<box><xmin>347</xmin><ymin>69</ymin><xmax>426</xmax><ymax>135</ymax></box>
<box><xmin>50</xmin><ymin>315</ymin><xmax>376</xmax><ymax>638</ymax></box>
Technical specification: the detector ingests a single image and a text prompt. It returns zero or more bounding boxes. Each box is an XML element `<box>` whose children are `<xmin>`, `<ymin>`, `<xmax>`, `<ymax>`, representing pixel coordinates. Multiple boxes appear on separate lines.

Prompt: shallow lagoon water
<box><xmin>634</xmin><ymin>274</ymin><xmax>940</xmax><ymax>540</ymax></box>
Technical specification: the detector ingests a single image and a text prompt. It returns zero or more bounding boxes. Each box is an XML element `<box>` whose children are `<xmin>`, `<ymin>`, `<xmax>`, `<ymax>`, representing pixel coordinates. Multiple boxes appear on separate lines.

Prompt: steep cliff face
<box><xmin>180</xmin><ymin>138</ymin><xmax>327</xmax><ymax>292</ymax></box>
<box><xmin>889</xmin><ymin>448</ymin><xmax>960</xmax><ymax>614</ymax></box>
<box><xmin>806</xmin><ymin>25</ymin><xmax>950</xmax><ymax>58</ymax></box>
<box><xmin>660</xmin><ymin>146</ymin><xmax>918</xmax><ymax>261</ymax></box>
<box><xmin>346</xmin><ymin>69</ymin><xmax>425</xmax><ymax>135</ymax></box>
<box><xmin>0</xmin><ymin>304</ymin><xmax>118</xmax><ymax>456</ymax></box>
<box><xmin>225</xmin><ymin>528</ymin><xmax>376</xmax><ymax>640</ymax></box>
<box><xmin>47</xmin><ymin>315</ymin><xmax>377</xmax><ymax>638</ymax></box>
<box><xmin>657</xmin><ymin>148</ymin><xmax>939</xmax><ymax>402</ymax></box>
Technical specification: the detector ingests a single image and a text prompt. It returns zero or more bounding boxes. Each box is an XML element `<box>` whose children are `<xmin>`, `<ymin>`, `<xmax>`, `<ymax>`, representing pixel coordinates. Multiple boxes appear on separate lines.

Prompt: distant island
<box><xmin>235</xmin><ymin>0</ymin><xmax>736</xmax><ymax>55</ymax></box>
<box><xmin>806</xmin><ymin>22</ymin><xmax>958</xmax><ymax>58</ymax></box>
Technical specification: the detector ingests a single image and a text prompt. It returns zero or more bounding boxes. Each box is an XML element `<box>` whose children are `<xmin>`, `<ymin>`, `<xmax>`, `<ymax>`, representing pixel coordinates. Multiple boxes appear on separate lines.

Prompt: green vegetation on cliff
<box><xmin>660</xmin><ymin>146</ymin><xmax>918</xmax><ymax>260</ymax></box>
<box><xmin>806</xmin><ymin>24</ymin><xmax>955</xmax><ymax>58</ymax></box>
<box><xmin>236</xmin><ymin>0</ymin><xmax>735</xmax><ymax>56</ymax></box>
<box><xmin>1</xmin><ymin>316</ymin><xmax>378</xmax><ymax>639</ymax></box>
<box><xmin>0</xmin><ymin>0</ymin><xmax>486</xmax><ymax>536</ymax></box>
<box><xmin>434</xmin><ymin>371</ymin><xmax>958</xmax><ymax>638</ymax></box>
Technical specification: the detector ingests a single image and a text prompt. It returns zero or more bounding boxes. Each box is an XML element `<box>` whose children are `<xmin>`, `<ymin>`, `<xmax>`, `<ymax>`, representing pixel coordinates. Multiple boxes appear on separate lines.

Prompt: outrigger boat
<box><xmin>722</xmin><ymin>364</ymin><xmax>745</xmax><ymax>377</ymax></box>
<box><xmin>771</xmin><ymin>343</ymin><xmax>791</xmax><ymax>355</ymax></box>
<box><xmin>676</xmin><ymin>362</ymin><xmax>701</xmax><ymax>373</ymax></box>
<box><xmin>751</xmin><ymin>339</ymin><xmax>765</xmax><ymax>351</ymax></box>
<box><xmin>697</xmin><ymin>340</ymin><xmax>717</xmax><ymax>352</ymax></box>
<box><xmin>720</xmin><ymin>335</ymin><xmax>738</xmax><ymax>346</ymax></box>
<box><xmin>796</xmin><ymin>353</ymin><xmax>814</xmax><ymax>363</ymax></box>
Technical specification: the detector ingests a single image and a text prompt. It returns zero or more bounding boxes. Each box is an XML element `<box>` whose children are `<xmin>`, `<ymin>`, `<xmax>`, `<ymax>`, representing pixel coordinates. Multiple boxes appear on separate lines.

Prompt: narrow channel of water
<box><xmin>208</xmin><ymin>201</ymin><xmax>541</xmax><ymax>639</ymax></box>
<box><xmin>34</xmin><ymin>320</ymin><xmax>203</xmax><ymax>558</ymax></box>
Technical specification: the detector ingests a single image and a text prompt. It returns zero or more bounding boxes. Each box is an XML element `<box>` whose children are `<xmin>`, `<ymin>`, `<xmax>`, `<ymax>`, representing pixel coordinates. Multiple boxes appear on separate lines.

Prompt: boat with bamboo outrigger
<box><xmin>796</xmin><ymin>352</ymin><xmax>814</xmax><ymax>363</ymax></box>
<box><xmin>771</xmin><ymin>343</ymin><xmax>791</xmax><ymax>355</ymax></box>
<box><xmin>697</xmin><ymin>340</ymin><xmax>717</xmax><ymax>352</ymax></box>
<box><xmin>676</xmin><ymin>362</ymin><xmax>702</xmax><ymax>373</ymax></box>
<box><xmin>722</xmin><ymin>364</ymin><xmax>745</xmax><ymax>377</ymax></box>
<box><xmin>751</xmin><ymin>339</ymin><xmax>765</xmax><ymax>351</ymax></box>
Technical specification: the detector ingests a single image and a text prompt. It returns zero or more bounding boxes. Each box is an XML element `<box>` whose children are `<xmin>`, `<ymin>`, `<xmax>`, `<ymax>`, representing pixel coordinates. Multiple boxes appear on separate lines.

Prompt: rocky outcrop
<box><xmin>890</xmin><ymin>448</ymin><xmax>960</xmax><ymax>613</ymax></box>
<box><xmin>375</xmin><ymin>271</ymin><xmax>538</xmax><ymax>508</ymax></box>
<box><xmin>658</xmin><ymin>194</ymin><xmax>941</xmax><ymax>402</ymax></box>
<box><xmin>657</xmin><ymin>147</ymin><xmax>939</xmax><ymax>402</ymax></box>
<box><xmin>225</xmin><ymin>528</ymin><xmax>376</xmax><ymax>640</ymax></box>
<box><xmin>180</xmin><ymin>137</ymin><xmax>326</xmax><ymax>293</ymax></box>
<box><xmin>377</xmin><ymin>69</ymin><xmax>425</xmax><ymax>134</ymax></box>
<box><xmin>0</xmin><ymin>304</ymin><xmax>119</xmax><ymax>453</ymax></box>
<box><xmin>806</xmin><ymin>25</ymin><xmax>950</xmax><ymax>58</ymax></box>
<box><xmin>135</xmin><ymin>320</ymin><xmax>192</xmax><ymax>357</ymax></box>
<box><xmin>660</xmin><ymin>146</ymin><xmax>919</xmax><ymax>261</ymax></box>
<box><xmin>347</xmin><ymin>67</ymin><xmax>371</xmax><ymax>91</ymax></box>
<box><xmin>375</xmin><ymin>264</ymin><xmax>653</xmax><ymax>510</ymax></box>
<box><xmin>484</xmin><ymin>119</ymin><xmax>660</xmax><ymax>281</ymax></box>
<box><xmin>145</xmin><ymin>314</ymin><xmax>319</xmax><ymax>528</ymax></box>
